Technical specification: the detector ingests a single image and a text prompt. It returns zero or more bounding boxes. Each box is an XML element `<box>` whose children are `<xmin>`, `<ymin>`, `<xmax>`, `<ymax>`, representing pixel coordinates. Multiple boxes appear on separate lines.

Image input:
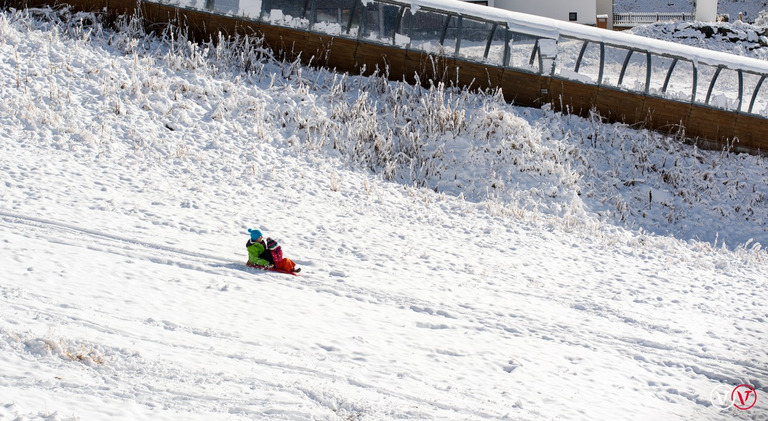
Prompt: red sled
<box><xmin>245</xmin><ymin>261</ymin><xmax>302</xmax><ymax>276</ymax></box>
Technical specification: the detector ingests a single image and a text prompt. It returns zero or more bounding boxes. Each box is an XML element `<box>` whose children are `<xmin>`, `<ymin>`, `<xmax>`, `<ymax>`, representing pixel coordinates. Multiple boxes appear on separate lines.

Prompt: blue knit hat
<box><xmin>248</xmin><ymin>228</ymin><xmax>263</xmax><ymax>241</ymax></box>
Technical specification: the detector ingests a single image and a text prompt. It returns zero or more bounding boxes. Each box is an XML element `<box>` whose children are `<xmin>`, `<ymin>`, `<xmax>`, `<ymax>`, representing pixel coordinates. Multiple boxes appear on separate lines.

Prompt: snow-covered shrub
<box><xmin>3</xmin><ymin>5</ymin><xmax>766</xmax><ymax>253</ymax></box>
<box><xmin>755</xmin><ymin>7</ymin><xmax>768</xmax><ymax>27</ymax></box>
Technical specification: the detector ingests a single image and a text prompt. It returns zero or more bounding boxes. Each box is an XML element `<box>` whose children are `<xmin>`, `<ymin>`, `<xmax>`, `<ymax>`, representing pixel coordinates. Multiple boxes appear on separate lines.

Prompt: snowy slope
<box><xmin>630</xmin><ymin>20</ymin><xmax>768</xmax><ymax>61</ymax></box>
<box><xmin>1</xmin><ymin>6</ymin><xmax>767</xmax><ymax>421</ymax></box>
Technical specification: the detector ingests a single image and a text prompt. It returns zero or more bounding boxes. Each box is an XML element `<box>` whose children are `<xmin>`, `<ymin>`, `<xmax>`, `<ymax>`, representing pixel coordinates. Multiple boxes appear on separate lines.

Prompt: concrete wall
<box><xmin>695</xmin><ymin>0</ymin><xmax>718</xmax><ymax>22</ymax></box>
<box><xmin>494</xmin><ymin>0</ymin><xmax>597</xmax><ymax>25</ymax></box>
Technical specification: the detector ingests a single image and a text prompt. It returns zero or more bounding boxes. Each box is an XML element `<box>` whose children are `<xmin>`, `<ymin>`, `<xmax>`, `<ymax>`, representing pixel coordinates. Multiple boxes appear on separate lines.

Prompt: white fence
<box><xmin>614</xmin><ymin>12</ymin><xmax>694</xmax><ymax>27</ymax></box>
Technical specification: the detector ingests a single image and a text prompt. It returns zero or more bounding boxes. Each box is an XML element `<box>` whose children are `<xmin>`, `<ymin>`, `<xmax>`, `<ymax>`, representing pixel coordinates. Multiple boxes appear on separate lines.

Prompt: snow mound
<box><xmin>616</xmin><ymin>0</ymin><xmax>766</xmax><ymax>23</ymax></box>
<box><xmin>630</xmin><ymin>20</ymin><xmax>768</xmax><ymax>61</ymax></box>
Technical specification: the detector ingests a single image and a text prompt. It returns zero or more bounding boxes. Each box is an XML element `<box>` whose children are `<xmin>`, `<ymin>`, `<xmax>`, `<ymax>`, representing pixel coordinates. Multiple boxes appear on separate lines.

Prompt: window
<box><xmin>361</xmin><ymin>1</ymin><xmax>402</xmax><ymax>44</ymax></box>
<box><xmin>569</xmin><ymin>12</ymin><xmax>578</xmax><ymax>21</ymax></box>
<box><xmin>261</xmin><ymin>0</ymin><xmax>310</xmax><ymax>28</ymax></box>
<box><xmin>457</xmin><ymin>18</ymin><xmax>494</xmax><ymax>62</ymax></box>
<box><xmin>408</xmin><ymin>9</ymin><xmax>450</xmax><ymax>53</ymax></box>
<box><xmin>312</xmin><ymin>0</ymin><xmax>362</xmax><ymax>37</ymax></box>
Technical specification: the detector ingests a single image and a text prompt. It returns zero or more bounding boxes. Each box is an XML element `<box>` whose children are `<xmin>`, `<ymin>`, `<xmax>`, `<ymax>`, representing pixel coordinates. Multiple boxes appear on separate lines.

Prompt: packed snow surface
<box><xmin>0</xmin><ymin>7</ymin><xmax>767</xmax><ymax>421</ymax></box>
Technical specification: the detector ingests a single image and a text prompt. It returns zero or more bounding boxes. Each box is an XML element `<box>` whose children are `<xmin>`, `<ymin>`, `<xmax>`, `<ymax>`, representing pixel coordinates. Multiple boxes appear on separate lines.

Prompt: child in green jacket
<box><xmin>245</xmin><ymin>229</ymin><xmax>272</xmax><ymax>267</ymax></box>
<box><xmin>246</xmin><ymin>228</ymin><xmax>300</xmax><ymax>273</ymax></box>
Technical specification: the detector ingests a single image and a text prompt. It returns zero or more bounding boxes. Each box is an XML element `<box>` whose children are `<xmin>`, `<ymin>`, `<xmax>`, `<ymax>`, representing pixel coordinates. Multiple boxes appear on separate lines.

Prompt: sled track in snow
<box><xmin>0</xmin><ymin>210</ymin><xmax>235</xmax><ymax>266</ymax></box>
<box><xmin>0</xmin><ymin>210</ymin><xmax>514</xmax><ymax>418</ymax></box>
<box><xmin>3</xmin><ymin>207</ymin><xmax>765</xmax><ymax>409</ymax></box>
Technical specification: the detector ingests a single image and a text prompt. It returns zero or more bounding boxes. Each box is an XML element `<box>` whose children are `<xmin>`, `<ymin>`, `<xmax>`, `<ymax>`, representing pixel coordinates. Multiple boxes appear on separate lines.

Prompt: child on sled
<box><xmin>246</xmin><ymin>228</ymin><xmax>301</xmax><ymax>273</ymax></box>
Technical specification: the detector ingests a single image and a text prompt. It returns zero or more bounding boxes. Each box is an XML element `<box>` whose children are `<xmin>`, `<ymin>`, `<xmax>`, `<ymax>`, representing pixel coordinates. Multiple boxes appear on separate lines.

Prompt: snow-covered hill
<box><xmin>616</xmin><ymin>0</ymin><xmax>766</xmax><ymax>22</ymax></box>
<box><xmin>1</xmin><ymin>6</ymin><xmax>767</xmax><ymax>420</ymax></box>
<box><xmin>630</xmin><ymin>20</ymin><xmax>768</xmax><ymax>60</ymax></box>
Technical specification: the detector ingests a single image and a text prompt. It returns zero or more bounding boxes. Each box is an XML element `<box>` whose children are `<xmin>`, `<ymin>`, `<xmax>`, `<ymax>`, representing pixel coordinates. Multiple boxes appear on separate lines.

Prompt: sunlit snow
<box><xmin>0</xmin><ymin>6</ymin><xmax>766</xmax><ymax>421</ymax></box>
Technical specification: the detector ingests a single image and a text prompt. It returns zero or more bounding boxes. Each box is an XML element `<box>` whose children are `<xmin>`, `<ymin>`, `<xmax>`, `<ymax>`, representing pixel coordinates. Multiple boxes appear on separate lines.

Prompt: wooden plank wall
<box><xmin>3</xmin><ymin>0</ymin><xmax>766</xmax><ymax>153</ymax></box>
<box><xmin>549</xmin><ymin>79</ymin><xmax>599</xmax><ymax>117</ymax></box>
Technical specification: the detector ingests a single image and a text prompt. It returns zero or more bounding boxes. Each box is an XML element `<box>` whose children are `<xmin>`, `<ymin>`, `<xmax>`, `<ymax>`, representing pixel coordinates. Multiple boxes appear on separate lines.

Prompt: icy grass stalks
<box><xmin>88</xmin><ymin>7</ymin><xmax>587</xmax><ymax>221</ymax></box>
<box><xmin>735</xmin><ymin>239</ymin><xmax>766</xmax><ymax>264</ymax></box>
<box><xmin>5</xmin><ymin>6</ymin><xmax>767</xmax><ymax>257</ymax></box>
<box><xmin>546</xmin><ymin>108</ymin><xmax>768</xmax><ymax>247</ymax></box>
<box><xmin>302</xmin><ymin>69</ymin><xmax>767</xmax><ymax>254</ymax></box>
<box><xmin>316</xmin><ymin>75</ymin><xmax>584</xmax><ymax>215</ymax></box>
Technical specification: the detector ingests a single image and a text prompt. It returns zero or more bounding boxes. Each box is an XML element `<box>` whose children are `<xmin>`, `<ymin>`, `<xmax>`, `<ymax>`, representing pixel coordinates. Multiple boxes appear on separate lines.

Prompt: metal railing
<box><xmin>149</xmin><ymin>0</ymin><xmax>768</xmax><ymax>118</ymax></box>
<box><xmin>10</xmin><ymin>0</ymin><xmax>761</xmax><ymax>149</ymax></box>
<box><xmin>613</xmin><ymin>12</ymin><xmax>695</xmax><ymax>27</ymax></box>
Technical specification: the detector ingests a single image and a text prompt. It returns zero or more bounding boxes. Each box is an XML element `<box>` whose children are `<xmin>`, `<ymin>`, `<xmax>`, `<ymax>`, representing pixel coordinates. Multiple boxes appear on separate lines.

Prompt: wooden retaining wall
<box><xmin>5</xmin><ymin>0</ymin><xmax>767</xmax><ymax>153</ymax></box>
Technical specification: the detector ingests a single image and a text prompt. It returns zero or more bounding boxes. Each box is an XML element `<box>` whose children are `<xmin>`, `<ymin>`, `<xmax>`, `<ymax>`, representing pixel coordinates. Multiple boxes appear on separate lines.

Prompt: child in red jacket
<box><xmin>265</xmin><ymin>237</ymin><xmax>299</xmax><ymax>273</ymax></box>
<box><xmin>246</xmin><ymin>228</ymin><xmax>300</xmax><ymax>273</ymax></box>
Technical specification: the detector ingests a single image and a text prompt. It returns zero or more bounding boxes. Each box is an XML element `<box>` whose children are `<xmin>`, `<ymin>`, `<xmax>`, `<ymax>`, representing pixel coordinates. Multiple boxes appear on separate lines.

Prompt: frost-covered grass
<box><xmin>4</xmin><ymin>6</ymin><xmax>768</xmax><ymax>252</ymax></box>
<box><xmin>1</xmin><ymin>6</ymin><xmax>767</xmax><ymax>420</ymax></box>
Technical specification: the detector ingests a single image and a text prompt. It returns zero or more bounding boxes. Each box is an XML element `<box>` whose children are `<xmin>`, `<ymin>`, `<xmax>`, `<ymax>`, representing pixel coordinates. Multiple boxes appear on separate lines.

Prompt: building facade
<box><xmin>466</xmin><ymin>0</ymin><xmax>598</xmax><ymax>25</ymax></box>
